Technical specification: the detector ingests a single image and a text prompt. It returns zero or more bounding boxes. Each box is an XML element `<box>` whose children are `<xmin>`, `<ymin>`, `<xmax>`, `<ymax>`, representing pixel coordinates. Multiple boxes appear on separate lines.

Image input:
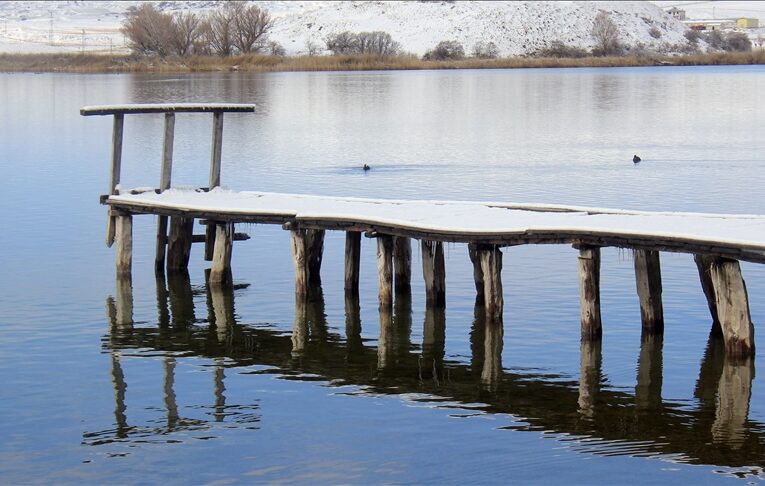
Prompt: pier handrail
<box><xmin>81</xmin><ymin>102</ymin><xmax>256</xmax><ymax>265</ymax></box>
<box><xmin>80</xmin><ymin>103</ymin><xmax>256</xmax><ymax>116</ymax></box>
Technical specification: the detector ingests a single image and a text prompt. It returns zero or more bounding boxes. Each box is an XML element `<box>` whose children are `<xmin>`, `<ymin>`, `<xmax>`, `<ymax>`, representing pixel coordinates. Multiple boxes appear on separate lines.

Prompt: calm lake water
<box><xmin>1</xmin><ymin>65</ymin><xmax>765</xmax><ymax>484</ymax></box>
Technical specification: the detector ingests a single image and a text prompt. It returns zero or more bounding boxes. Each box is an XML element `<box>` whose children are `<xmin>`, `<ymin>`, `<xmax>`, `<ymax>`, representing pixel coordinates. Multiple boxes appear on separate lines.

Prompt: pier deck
<box><xmin>83</xmin><ymin>103</ymin><xmax>761</xmax><ymax>359</ymax></box>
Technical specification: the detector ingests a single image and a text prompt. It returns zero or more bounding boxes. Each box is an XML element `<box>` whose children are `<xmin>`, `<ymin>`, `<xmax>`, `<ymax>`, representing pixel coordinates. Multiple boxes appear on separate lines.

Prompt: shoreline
<box><xmin>1</xmin><ymin>51</ymin><xmax>763</xmax><ymax>74</ymax></box>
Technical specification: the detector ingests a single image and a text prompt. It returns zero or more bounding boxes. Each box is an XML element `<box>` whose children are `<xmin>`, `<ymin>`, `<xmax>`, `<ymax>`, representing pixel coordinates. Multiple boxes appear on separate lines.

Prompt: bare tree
<box><xmin>325</xmin><ymin>31</ymin><xmax>359</xmax><ymax>55</ymax></box>
<box><xmin>267</xmin><ymin>40</ymin><xmax>286</xmax><ymax>56</ymax></box>
<box><xmin>357</xmin><ymin>31</ymin><xmax>401</xmax><ymax>56</ymax></box>
<box><xmin>305</xmin><ymin>38</ymin><xmax>322</xmax><ymax>56</ymax></box>
<box><xmin>170</xmin><ymin>11</ymin><xmax>202</xmax><ymax>57</ymax></box>
<box><xmin>206</xmin><ymin>5</ymin><xmax>237</xmax><ymax>56</ymax></box>
<box><xmin>423</xmin><ymin>40</ymin><xmax>465</xmax><ymax>60</ymax></box>
<box><xmin>232</xmin><ymin>1</ymin><xmax>273</xmax><ymax>53</ymax></box>
<box><xmin>472</xmin><ymin>41</ymin><xmax>499</xmax><ymax>59</ymax></box>
<box><xmin>591</xmin><ymin>11</ymin><xmax>620</xmax><ymax>56</ymax></box>
<box><xmin>121</xmin><ymin>3</ymin><xmax>173</xmax><ymax>57</ymax></box>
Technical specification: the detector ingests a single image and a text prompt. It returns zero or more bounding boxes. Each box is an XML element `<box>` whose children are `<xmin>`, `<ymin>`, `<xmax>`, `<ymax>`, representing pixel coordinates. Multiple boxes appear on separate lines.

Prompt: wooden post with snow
<box><xmin>393</xmin><ymin>236</ymin><xmax>412</xmax><ymax>295</ymax></box>
<box><xmin>345</xmin><ymin>232</ymin><xmax>361</xmax><ymax>297</ymax></box>
<box><xmin>377</xmin><ymin>235</ymin><xmax>394</xmax><ymax>309</ymax></box>
<box><xmin>421</xmin><ymin>240</ymin><xmax>446</xmax><ymax>307</ymax></box>
<box><xmin>634</xmin><ymin>249</ymin><xmax>663</xmax><ymax>334</ymax></box>
<box><xmin>578</xmin><ymin>245</ymin><xmax>602</xmax><ymax>340</ymax></box>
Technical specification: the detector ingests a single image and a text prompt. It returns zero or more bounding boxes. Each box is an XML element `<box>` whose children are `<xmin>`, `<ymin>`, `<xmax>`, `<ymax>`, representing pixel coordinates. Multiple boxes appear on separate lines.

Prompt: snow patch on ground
<box><xmin>0</xmin><ymin>0</ymin><xmax>695</xmax><ymax>56</ymax></box>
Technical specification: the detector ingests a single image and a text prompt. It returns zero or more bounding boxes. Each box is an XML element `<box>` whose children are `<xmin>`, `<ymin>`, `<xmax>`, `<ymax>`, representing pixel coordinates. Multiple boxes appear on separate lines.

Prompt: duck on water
<box><xmin>633</xmin><ymin>155</ymin><xmax>641</xmax><ymax>163</ymax></box>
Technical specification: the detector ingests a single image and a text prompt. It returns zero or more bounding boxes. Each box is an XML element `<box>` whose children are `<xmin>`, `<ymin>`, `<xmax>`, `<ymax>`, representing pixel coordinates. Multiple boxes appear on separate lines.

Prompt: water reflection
<box><xmin>96</xmin><ymin>277</ymin><xmax>765</xmax><ymax>468</ymax></box>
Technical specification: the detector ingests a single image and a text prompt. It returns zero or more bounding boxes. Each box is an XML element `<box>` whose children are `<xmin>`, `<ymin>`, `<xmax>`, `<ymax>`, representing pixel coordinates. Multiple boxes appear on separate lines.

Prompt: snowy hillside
<box><xmin>0</xmin><ymin>1</ymin><xmax>694</xmax><ymax>56</ymax></box>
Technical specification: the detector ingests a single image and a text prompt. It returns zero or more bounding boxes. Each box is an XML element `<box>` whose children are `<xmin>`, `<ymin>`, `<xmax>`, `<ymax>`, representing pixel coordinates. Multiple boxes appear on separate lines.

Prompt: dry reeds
<box><xmin>0</xmin><ymin>50</ymin><xmax>762</xmax><ymax>74</ymax></box>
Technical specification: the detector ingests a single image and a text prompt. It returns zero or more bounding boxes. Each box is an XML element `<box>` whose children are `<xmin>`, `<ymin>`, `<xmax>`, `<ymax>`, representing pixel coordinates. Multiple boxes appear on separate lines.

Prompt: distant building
<box><xmin>667</xmin><ymin>7</ymin><xmax>686</xmax><ymax>21</ymax></box>
<box><xmin>683</xmin><ymin>19</ymin><xmax>736</xmax><ymax>31</ymax></box>
<box><xmin>737</xmin><ymin>18</ymin><xmax>760</xmax><ymax>29</ymax></box>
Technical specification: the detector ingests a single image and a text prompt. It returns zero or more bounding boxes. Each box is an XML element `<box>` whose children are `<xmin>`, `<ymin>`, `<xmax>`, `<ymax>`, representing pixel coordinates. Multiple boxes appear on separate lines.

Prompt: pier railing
<box><xmin>81</xmin><ymin>103</ymin><xmax>256</xmax><ymax>270</ymax></box>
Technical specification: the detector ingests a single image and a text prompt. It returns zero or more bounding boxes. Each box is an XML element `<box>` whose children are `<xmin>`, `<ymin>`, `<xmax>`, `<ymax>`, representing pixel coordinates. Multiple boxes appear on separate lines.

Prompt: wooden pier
<box><xmin>82</xmin><ymin>103</ymin><xmax>763</xmax><ymax>358</ymax></box>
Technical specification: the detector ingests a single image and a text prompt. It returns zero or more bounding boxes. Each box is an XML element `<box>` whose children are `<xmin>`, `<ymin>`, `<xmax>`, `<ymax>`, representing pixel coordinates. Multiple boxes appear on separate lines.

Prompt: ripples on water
<box><xmin>1</xmin><ymin>66</ymin><xmax>765</xmax><ymax>483</ymax></box>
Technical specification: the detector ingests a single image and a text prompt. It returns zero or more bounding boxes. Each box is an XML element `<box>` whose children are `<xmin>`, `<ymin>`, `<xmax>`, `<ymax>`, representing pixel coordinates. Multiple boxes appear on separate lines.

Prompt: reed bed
<box><xmin>1</xmin><ymin>50</ymin><xmax>762</xmax><ymax>73</ymax></box>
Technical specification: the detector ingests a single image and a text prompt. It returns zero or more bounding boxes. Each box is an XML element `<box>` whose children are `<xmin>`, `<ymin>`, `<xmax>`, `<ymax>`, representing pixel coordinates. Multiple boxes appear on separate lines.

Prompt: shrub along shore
<box><xmin>1</xmin><ymin>50</ymin><xmax>763</xmax><ymax>74</ymax></box>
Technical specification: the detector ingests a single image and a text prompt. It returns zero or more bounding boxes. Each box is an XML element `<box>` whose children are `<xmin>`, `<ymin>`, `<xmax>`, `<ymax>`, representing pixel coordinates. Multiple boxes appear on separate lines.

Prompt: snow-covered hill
<box><xmin>0</xmin><ymin>1</ymin><xmax>695</xmax><ymax>56</ymax></box>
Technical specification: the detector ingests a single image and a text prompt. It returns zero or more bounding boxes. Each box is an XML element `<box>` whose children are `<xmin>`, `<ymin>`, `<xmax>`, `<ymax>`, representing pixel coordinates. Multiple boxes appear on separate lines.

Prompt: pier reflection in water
<box><xmin>95</xmin><ymin>275</ymin><xmax>763</xmax><ymax>469</ymax></box>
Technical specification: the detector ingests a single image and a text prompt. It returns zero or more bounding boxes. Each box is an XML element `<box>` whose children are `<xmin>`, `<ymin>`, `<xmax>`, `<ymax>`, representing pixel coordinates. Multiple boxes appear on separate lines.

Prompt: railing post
<box><xmin>155</xmin><ymin>112</ymin><xmax>175</xmax><ymax>273</ymax></box>
<box><xmin>205</xmin><ymin>111</ymin><xmax>225</xmax><ymax>261</ymax></box>
<box><xmin>106</xmin><ymin>113</ymin><xmax>124</xmax><ymax>247</ymax></box>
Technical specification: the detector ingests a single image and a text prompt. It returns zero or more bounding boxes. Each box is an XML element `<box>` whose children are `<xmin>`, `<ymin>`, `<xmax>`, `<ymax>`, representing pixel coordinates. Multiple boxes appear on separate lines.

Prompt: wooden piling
<box><xmin>694</xmin><ymin>254</ymin><xmax>722</xmax><ymax>335</ymax></box>
<box><xmin>208</xmin><ymin>222</ymin><xmax>233</xmax><ymax>286</ymax></box>
<box><xmin>468</xmin><ymin>243</ymin><xmax>485</xmax><ymax>304</ymax></box>
<box><xmin>421</xmin><ymin>240</ymin><xmax>446</xmax><ymax>307</ymax></box>
<box><xmin>377</xmin><ymin>235</ymin><xmax>394</xmax><ymax>309</ymax></box>
<box><xmin>344</xmin><ymin>231</ymin><xmax>361</xmax><ymax>297</ymax></box>
<box><xmin>291</xmin><ymin>229</ymin><xmax>308</xmax><ymax>301</ymax></box>
<box><xmin>155</xmin><ymin>113</ymin><xmax>175</xmax><ymax>273</ymax></box>
<box><xmin>393</xmin><ymin>237</ymin><xmax>412</xmax><ymax>294</ymax></box>
<box><xmin>578</xmin><ymin>245</ymin><xmax>602</xmax><ymax>340</ymax></box>
<box><xmin>634</xmin><ymin>249</ymin><xmax>664</xmax><ymax>334</ymax></box>
<box><xmin>478</xmin><ymin>246</ymin><xmax>503</xmax><ymax>323</ymax></box>
<box><xmin>306</xmin><ymin>229</ymin><xmax>325</xmax><ymax>286</ymax></box>
<box><xmin>115</xmin><ymin>214</ymin><xmax>132</xmax><ymax>276</ymax></box>
<box><xmin>709</xmin><ymin>258</ymin><xmax>755</xmax><ymax>358</ymax></box>
<box><xmin>167</xmin><ymin>217</ymin><xmax>194</xmax><ymax>272</ymax></box>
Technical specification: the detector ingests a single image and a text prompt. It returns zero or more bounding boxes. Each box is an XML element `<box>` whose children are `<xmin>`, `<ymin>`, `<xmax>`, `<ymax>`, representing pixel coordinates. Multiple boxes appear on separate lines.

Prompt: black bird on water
<box><xmin>633</xmin><ymin>155</ymin><xmax>641</xmax><ymax>163</ymax></box>
<box><xmin>363</xmin><ymin>164</ymin><xmax>371</xmax><ymax>171</ymax></box>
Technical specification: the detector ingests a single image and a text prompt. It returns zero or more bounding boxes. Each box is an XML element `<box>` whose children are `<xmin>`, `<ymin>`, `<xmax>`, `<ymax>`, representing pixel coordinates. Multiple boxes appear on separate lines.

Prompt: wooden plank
<box><xmin>209</xmin><ymin>222</ymin><xmax>234</xmax><ymax>286</ymax></box>
<box><xmin>710</xmin><ymin>258</ymin><xmax>755</xmax><ymax>358</ymax></box>
<box><xmin>115</xmin><ymin>214</ymin><xmax>132</xmax><ymax>276</ymax></box>
<box><xmin>166</xmin><ymin>217</ymin><xmax>194</xmax><ymax>272</ymax></box>
<box><xmin>578</xmin><ymin>246</ymin><xmax>602</xmax><ymax>340</ymax></box>
<box><xmin>377</xmin><ymin>235</ymin><xmax>394</xmax><ymax>309</ymax></box>
<box><xmin>393</xmin><ymin>236</ymin><xmax>412</xmax><ymax>295</ymax></box>
<box><xmin>421</xmin><ymin>240</ymin><xmax>446</xmax><ymax>307</ymax></box>
<box><xmin>81</xmin><ymin>103</ymin><xmax>256</xmax><ymax>116</ymax></box>
<box><xmin>634</xmin><ymin>249</ymin><xmax>663</xmax><ymax>334</ymax></box>
<box><xmin>345</xmin><ymin>232</ymin><xmax>361</xmax><ymax>297</ymax></box>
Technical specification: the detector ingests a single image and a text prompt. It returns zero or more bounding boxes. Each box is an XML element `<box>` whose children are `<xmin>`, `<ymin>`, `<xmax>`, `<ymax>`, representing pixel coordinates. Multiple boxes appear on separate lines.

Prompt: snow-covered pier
<box><xmin>83</xmin><ymin>104</ymin><xmax>760</xmax><ymax>358</ymax></box>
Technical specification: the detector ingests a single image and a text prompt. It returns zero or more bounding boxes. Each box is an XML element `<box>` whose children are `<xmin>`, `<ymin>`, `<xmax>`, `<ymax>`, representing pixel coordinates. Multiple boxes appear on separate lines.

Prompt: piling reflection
<box><xmin>635</xmin><ymin>333</ymin><xmax>663</xmax><ymax>410</ymax></box>
<box><xmin>96</xmin><ymin>277</ymin><xmax>765</xmax><ymax>468</ymax></box>
<box><xmin>578</xmin><ymin>340</ymin><xmax>602</xmax><ymax>417</ymax></box>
